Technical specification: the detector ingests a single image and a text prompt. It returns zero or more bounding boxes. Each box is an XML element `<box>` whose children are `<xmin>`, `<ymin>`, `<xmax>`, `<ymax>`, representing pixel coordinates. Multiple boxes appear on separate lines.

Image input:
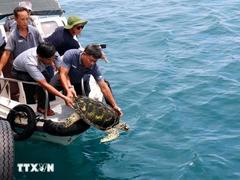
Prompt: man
<box><xmin>0</xmin><ymin>6</ymin><xmax>43</xmax><ymax>100</ymax></box>
<box><xmin>53</xmin><ymin>44</ymin><xmax>123</xmax><ymax>116</ymax></box>
<box><xmin>45</xmin><ymin>16</ymin><xmax>88</xmax><ymax>56</ymax></box>
<box><xmin>12</xmin><ymin>42</ymin><xmax>73</xmax><ymax>116</ymax></box>
<box><xmin>4</xmin><ymin>1</ymin><xmax>35</xmax><ymax>32</ymax></box>
<box><xmin>0</xmin><ymin>6</ymin><xmax>42</xmax><ymax>66</ymax></box>
<box><xmin>45</xmin><ymin>16</ymin><xmax>87</xmax><ymax>78</ymax></box>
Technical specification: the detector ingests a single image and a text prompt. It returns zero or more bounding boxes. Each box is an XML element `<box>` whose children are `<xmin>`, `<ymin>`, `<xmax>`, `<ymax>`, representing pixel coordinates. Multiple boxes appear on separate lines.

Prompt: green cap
<box><xmin>64</xmin><ymin>16</ymin><xmax>88</xmax><ymax>29</ymax></box>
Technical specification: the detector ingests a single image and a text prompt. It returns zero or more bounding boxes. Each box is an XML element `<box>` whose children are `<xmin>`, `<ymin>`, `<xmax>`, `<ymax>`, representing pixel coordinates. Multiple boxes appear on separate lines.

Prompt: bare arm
<box><xmin>37</xmin><ymin>79</ymin><xmax>74</xmax><ymax>107</ymax></box>
<box><xmin>0</xmin><ymin>50</ymin><xmax>11</xmax><ymax>72</ymax></box>
<box><xmin>59</xmin><ymin>66</ymin><xmax>76</xmax><ymax>98</ymax></box>
<box><xmin>98</xmin><ymin>80</ymin><xmax>123</xmax><ymax>116</ymax></box>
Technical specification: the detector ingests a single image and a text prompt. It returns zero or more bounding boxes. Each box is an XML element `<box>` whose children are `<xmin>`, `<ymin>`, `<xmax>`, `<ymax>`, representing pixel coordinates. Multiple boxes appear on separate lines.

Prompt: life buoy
<box><xmin>0</xmin><ymin>120</ymin><xmax>14</xmax><ymax>180</ymax></box>
<box><xmin>7</xmin><ymin>104</ymin><xmax>36</xmax><ymax>140</ymax></box>
<box><xmin>43</xmin><ymin>119</ymin><xmax>90</xmax><ymax>136</ymax></box>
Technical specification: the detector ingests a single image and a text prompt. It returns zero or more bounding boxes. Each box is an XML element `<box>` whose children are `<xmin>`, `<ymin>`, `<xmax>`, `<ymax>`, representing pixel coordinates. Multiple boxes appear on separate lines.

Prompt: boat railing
<box><xmin>0</xmin><ymin>76</ymin><xmax>49</xmax><ymax>119</ymax></box>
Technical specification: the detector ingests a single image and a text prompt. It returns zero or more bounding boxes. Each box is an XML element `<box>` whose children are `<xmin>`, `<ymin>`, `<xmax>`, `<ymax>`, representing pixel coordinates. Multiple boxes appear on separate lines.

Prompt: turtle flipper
<box><xmin>64</xmin><ymin>112</ymin><xmax>81</xmax><ymax>128</ymax></box>
<box><xmin>100</xmin><ymin>128</ymin><xmax>119</xmax><ymax>143</ymax></box>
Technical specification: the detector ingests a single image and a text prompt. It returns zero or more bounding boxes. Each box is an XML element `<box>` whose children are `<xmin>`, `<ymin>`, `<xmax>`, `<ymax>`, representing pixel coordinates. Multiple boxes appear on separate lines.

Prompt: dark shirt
<box><xmin>45</xmin><ymin>26</ymin><xmax>80</xmax><ymax>56</ymax></box>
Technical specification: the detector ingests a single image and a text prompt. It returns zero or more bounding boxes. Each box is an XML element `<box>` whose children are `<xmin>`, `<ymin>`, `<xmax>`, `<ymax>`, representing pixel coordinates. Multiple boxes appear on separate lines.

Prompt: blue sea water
<box><xmin>14</xmin><ymin>0</ymin><xmax>240</xmax><ymax>179</ymax></box>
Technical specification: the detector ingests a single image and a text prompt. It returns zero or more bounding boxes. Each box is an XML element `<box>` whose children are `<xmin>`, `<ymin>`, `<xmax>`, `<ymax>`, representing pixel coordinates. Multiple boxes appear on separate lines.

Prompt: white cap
<box><xmin>19</xmin><ymin>1</ymin><xmax>32</xmax><ymax>11</ymax></box>
<box><xmin>101</xmin><ymin>51</ymin><xmax>109</xmax><ymax>63</ymax></box>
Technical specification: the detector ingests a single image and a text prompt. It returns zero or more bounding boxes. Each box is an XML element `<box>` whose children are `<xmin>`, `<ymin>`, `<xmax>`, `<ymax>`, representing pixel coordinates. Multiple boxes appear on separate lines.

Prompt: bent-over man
<box><xmin>12</xmin><ymin>42</ymin><xmax>73</xmax><ymax>116</ymax></box>
<box><xmin>52</xmin><ymin>44</ymin><xmax>123</xmax><ymax>116</ymax></box>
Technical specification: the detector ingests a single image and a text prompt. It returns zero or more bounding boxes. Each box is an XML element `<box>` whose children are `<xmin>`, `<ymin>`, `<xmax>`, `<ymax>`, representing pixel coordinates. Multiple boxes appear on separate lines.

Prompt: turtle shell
<box><xmin>73</xmin><ymin>96</ymin><xmax>120</xmax><ymax>130</ymax></box>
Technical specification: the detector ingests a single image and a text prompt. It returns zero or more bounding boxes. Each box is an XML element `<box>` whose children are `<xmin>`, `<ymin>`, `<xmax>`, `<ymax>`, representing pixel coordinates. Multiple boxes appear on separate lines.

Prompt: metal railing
<box><xmin>0</xmin><ymin>76</ymin><xmax>49</xmax><ymax>119</ymax></box>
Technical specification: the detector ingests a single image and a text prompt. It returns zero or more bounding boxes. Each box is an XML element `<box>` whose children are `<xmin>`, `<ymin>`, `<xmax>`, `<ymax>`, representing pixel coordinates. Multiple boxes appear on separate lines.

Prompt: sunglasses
<box><xmin>76</xmin><ymin>25</ymin><xmax>84</xmax><ymax>30</ymax></box>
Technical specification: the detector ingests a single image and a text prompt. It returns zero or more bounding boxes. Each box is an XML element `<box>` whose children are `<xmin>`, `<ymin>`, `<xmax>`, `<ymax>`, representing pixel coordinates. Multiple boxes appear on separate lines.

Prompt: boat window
<box><xmin>41</xmin><ymin>21</ymin><xmax>58</xmax><ymax>37</ymax></box>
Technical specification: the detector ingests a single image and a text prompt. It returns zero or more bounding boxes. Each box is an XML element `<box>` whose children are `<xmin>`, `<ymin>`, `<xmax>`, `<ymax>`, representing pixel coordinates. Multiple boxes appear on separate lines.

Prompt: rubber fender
<box><xmin>43</xmin><ymin>119</ymin><xmax>90</xmax><ymax>136</ymax></box>
<box><xmin>7</xmin><ymin>104</ymin><xmax>36</xmax><ymax>140</ymax></box>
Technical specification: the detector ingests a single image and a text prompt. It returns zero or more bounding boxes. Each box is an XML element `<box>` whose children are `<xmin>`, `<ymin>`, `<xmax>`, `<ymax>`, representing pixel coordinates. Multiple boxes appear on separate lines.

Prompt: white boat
<box><xmin>0</xmin><ymin>0</ymin><xmax>103</xmax><ymax>146</ymax></box>
<box><xmin>0</xmin><ymin>75</ymin><xmax>103</xmax><ymax>145</ymax></box>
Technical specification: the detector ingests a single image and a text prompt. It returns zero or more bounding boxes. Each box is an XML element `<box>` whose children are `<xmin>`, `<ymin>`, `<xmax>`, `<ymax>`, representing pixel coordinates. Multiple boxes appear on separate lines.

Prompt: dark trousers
<box><xmin>12</xmin><ymin>69</ymin><xmax>54</xmax><ymax>109</ymax></box>
<box><xmin>1</xmin><ymin>41</ymin><xmax>20</xmax><ymax>101</ymax></box>
<box><xmin>3</xmin><ymin>59</ymin><xmax>20</xmax><ymax>101</ymax></box>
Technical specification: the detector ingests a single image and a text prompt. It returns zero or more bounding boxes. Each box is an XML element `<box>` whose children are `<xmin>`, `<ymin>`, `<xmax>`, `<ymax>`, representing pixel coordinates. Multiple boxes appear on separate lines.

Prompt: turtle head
<box><xmin>115</xmin><ymin>122</ymin><xmax>129</xmax><ymax>131</ymax></box>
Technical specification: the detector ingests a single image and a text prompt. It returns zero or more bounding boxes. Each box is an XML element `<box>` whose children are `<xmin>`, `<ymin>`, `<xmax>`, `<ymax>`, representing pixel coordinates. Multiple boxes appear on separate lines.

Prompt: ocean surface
<box><xmin>14</xmin><ymin>0</ymin><xmax>240</xmax><ymax>179</ymax></box>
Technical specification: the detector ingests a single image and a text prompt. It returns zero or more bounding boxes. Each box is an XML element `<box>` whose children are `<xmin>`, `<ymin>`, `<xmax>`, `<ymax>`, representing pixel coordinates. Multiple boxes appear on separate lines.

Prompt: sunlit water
<box><xmin>14</xmin><ymin>0</ymin><xmax>240</xmax><ymax>179</ymax></box>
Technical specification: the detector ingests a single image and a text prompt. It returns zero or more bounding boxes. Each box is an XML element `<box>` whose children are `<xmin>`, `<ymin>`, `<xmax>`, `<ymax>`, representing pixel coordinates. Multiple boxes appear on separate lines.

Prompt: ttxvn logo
<box><xmin>17</xmin><ymin>163</ymin><xmax>54</xmax><ymax>173</ymax></box>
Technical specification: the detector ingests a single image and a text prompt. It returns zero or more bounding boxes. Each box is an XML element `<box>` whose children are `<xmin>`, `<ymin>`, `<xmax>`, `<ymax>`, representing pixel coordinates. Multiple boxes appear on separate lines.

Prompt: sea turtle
<box><xmin>63</xmin><ymin>96</ymin><xmax>129</xmax><ymax>143</ymax></box>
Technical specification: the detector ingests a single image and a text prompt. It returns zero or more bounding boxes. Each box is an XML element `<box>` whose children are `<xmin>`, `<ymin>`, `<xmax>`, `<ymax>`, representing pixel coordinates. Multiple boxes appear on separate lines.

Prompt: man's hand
<box><xmin>67</xmin><ymin>86</ymin><xmax>77</xmax><ymax>98</ymax></box>
<box><xmin>64</xmin><ymin>96</ymin><xmax>74</xmax><ymax>108</ymax></box>
<box><xmin>113</xmin><ymin>105</ymin><xmax>123</xmax><ymax>117</ymax></box>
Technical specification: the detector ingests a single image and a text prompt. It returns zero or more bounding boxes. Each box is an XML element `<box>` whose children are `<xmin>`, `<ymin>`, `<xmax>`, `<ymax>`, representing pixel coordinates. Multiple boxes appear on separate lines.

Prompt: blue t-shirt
<box><xmin>61</xmin><ymin>49</ymin><xmax>103</xmax><ymax>84</ymax></box>
<box><xmin>45</xmin><ymin>27</ymin><xmax>80</xmax><ymax>56</ymax></box>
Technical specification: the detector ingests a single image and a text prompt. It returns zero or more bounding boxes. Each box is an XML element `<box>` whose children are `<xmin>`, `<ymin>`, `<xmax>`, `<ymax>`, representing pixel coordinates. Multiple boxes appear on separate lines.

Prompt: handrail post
<box><xmin>44</xmin><ymin>89</ymin><xmax>49</xmax><ymax>119</ymax></box>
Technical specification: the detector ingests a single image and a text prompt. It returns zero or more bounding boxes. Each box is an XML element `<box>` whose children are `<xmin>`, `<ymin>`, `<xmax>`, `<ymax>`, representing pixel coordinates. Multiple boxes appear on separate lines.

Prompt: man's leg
<box><xmin>37</xmin><ymin>71</ymin><xmax>52</xmax><ymax>109</ymax></box>
<box><xmin>12</xmin><ymin>69</ymin><xmax>36</xmax><ymax>104</ymax></box>
<box><xmin>3</xmin><ymin>60</ymin><xmax>19</xmax><ymax>101</ymax></box>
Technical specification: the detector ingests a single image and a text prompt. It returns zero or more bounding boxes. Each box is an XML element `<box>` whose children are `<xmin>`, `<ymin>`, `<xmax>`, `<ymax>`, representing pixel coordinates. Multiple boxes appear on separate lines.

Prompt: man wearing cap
<box><xmin>51</xmin><ymin>44</ymin><xmax>123</xmax><ymax>116</ymax></box>
<box><xmin>45</xmin><ymin>16</ymin><xmax>87</xmax><ymax>78</ymax></box>
<box><xmin>45</xmin><ymin>16</ymin><xmax>88</xmax><ymax>56</ymax></box>
<box><xmin>4</xmin><ymin>1</ymin><xmax>34</xmax><ymax>32</ymax></box>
